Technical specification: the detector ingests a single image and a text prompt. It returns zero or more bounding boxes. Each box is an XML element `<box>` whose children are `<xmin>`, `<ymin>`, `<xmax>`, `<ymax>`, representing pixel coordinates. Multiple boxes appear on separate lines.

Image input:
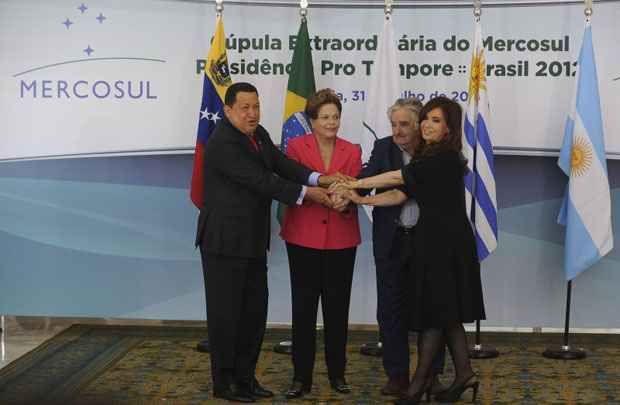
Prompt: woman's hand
<box><xmin>328</xmin><ymin>179</ymin><xmax>362</xmax><ymax>193</ymax></box>
<box><xmin>343</xmin><ymin>189</ymin><xmax>363</xmax><ymax>205</ymax></box>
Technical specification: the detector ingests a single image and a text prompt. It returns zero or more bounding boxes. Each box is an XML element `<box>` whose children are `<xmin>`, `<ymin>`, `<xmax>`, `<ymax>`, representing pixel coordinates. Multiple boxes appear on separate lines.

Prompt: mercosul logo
<box><xmin>13</xmin><ymin>3</ymin><xmax>165</xmax><ymax>100</ymax></box>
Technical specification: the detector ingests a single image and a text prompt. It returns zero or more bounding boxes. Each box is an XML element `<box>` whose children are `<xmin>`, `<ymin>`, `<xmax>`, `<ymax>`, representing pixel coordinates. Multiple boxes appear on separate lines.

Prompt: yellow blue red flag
<box><xmin>190</xmin><ymin>16</ymin><xmax>232</xmax><ymax>208</ymax></box>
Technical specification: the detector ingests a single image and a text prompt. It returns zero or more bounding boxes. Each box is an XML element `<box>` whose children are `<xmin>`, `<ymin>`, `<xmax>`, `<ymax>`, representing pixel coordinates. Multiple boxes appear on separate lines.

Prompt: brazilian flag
<box><xmin>278</xmin><ymin>18</ymin><xmax>316</xmax><ymax>223</ymax></box>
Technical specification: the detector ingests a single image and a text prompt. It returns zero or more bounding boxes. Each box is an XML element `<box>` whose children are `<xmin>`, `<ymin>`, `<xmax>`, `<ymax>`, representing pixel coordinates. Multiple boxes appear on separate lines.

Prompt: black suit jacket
<box><xmin>359</xmin><ymin>137</ymin><xmax>409</xmax><ymax>260</ymax></box>
<box><xmin>195</xmin><ymin>117</ymin><xmax>313</xmax><ymax>258</ymax></box>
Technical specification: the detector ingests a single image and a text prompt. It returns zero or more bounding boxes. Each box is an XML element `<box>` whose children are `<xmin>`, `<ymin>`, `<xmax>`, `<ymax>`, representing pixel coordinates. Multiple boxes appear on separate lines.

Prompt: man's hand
<box><xmin>330</xmin><ymin>188</ymin><xmax>351</xmax><ymax>212</ymax></box>
<box><xmin>317</xmin><ymin>172</ymin><xmax>357</xmax><ymax>188</ymax></box>
<box><xmin>305</xmin><ymin>186</ymin><xmax>333</xmax><ymax>208</ymax></box>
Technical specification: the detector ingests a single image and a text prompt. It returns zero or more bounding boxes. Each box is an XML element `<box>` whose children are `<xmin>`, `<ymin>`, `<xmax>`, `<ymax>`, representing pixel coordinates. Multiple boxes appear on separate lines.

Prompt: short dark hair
<box><xmin>224</xmin><ymin>82</ymin><xmax>258</xmax><ymax>107</ymax></box>
<box><xmin>418</xmin><ymin>96</ymin><xmax>463</xmax><ymax>154</ymax></box>
<box><xmin>304</xmin><ymin>88</ymin><xmax>342</xmax><ymax>120</ymax></box>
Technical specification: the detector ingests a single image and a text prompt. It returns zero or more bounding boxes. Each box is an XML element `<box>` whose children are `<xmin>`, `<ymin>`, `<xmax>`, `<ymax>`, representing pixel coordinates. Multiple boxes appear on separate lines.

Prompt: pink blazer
<box><xmin>280</xmin><ymin>134</ymin><xmax>362</xmax><ymax>250</ymax></box>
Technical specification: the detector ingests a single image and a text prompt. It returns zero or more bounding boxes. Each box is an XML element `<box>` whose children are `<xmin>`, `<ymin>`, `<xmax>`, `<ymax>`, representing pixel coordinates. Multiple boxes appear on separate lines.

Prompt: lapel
<box><xmin>389</xmin><ymin>140</ymin><xmax>404</xmax><ymax>170</ymax></box>
<box><xmin>223</xmin><ymin>118</ymin><xmax>258</xmax><ymax>157</ymax></box>
<box><xmin>302</xmin><ymin>135</ymin><xmax>347</xmax><ymax>174</ymax></box>
<box><xmin>226</xmin><ymin>118</ymin><xmax>272</xmax><ymax>170</ymax></box>
<box><xmin>329</xmin><ymin>137</ymin><xmax>349</xmax><ymax>174</ymax></box>
<box><xmin>254</xmin><ymin>128</ymin><xmax>273</xmax><ymax>170</ymax></box>
<box><xmin>302</xmin><ymin>134</ymin><xmax>325</xmax><ymax>172</ymax></box>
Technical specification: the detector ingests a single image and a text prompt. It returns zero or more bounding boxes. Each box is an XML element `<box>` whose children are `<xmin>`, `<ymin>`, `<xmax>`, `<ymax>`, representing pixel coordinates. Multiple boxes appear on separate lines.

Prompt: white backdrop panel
<box><xmin>1</xmin><ymin>0</ymin><xmax>619</xmax><ymax>160</ymax></box>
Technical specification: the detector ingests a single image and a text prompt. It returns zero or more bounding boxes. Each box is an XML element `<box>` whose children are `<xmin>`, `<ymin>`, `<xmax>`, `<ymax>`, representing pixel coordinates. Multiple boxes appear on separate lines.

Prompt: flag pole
<box><xmin>466</xmin><ymin>0</ymin><xmax>498</xmax><ymax>360</ymax></box>
<box><xmin>273</xmin><ymin>0</ymin><xmax>310</xmax><ymax>356</ymax></box>
<box><xmin>543</xmin><ymin>280</ymin><xmax>586</xmax><ymax>359</ymax></box>
<box><xmin>359</xmin><ymin>0</ymin><xmax>393</xmax><ymax>358</ymax></box>
<box><xmin>542</xmin><ymin>0</ymin><xmax>593</xmax><ymax>362</ymax></box>
<box><xmin>196</xmin><ymin>0</ymin><xmax>225</xmax><ymax>354</ymax></box>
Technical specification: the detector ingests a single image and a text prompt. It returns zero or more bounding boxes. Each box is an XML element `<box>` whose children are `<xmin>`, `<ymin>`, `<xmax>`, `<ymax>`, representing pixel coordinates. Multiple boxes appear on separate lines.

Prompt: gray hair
<box><xmin>386</xmin><ymin>97</ymin><xmax>423</xmax><ymax>132</ymax></box>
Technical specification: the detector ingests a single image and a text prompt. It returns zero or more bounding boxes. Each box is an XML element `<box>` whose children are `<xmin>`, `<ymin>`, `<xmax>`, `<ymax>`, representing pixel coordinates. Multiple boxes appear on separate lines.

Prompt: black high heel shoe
<box><xmin>434</xmin><ymin>373</ymin><xmax>480</xmax><ymax>403</ymax></box>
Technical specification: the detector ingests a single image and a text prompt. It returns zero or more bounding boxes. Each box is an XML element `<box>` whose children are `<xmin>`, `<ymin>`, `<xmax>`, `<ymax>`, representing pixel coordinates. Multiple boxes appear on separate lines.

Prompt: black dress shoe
<box><xmin>381</xmin><ymin>375</ymin><xmax>409</xmax><ymax>396</ymax></box>
<box><xmin>330</xmin><ymin>378</ymin><xmax>352</xmax><ymax>394</ymax></box>
<box><xmin>286</xmin><ymin>381</ymin><xmax>311</xmax><ymax>399</ymax></box>
<box><xmin>248</xmin><ymin>378</ymin><xmax>274</xmax><ymax>398</ymax></box>
<box><xmin>214</xmin><ymin>386</ymin><xmax>255</xmax><ymax>403</ymax></box>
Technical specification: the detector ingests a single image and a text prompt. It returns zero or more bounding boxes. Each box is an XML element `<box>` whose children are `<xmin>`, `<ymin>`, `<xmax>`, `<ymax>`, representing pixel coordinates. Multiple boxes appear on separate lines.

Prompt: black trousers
<box><xmin>375</xmin><ymin>227</ymin><xmax>445</xmax><ymax>378</ymax></box>
<box><xmin>200</xmin><ymin>248</ymin><xmax>268</xmax><ymax>394</ymax></box>
<box><xmin>285</xmin><ymin>243</ymin><xmax>356</xmax><ymax>387</ymax></box>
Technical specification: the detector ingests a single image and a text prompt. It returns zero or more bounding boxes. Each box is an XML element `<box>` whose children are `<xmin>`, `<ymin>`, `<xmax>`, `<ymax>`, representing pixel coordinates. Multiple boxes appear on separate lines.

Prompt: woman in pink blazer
<box><xmin>280</xmin><ymin>89</ymin><xmax>361</xmax><ymax>398</ymax></box>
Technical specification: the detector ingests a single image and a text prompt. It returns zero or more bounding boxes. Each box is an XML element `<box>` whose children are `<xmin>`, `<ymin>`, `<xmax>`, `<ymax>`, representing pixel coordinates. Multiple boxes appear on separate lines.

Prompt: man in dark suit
<box><xmin>195</xmin><ymin>82</ymin><xmax>341</xmax><ymax>403</ymax></box>
<box><xmin>358</xmin><ymin>98</ymin><xmax>446</xmax><ymax>397</ymax></box>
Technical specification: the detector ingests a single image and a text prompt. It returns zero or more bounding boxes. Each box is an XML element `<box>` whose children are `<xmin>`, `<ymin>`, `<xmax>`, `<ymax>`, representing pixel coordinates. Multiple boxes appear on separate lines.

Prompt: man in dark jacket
<box><xmin>196</xmin><ymin>82</ymin><xmax>340</xmax><ymax>402</ymax></box>
<box><xmin>359</xmin><ymin>98</ymin><xmax>445</xmax><ymax>397</ymax></box>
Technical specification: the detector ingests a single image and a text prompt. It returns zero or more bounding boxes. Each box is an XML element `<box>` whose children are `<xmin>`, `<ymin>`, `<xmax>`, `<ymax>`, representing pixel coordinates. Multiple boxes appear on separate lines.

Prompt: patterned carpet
<box><xmin>0</xmin><ymin>324</ymin><xmax>618</xmax><ymax>404</ymax></box>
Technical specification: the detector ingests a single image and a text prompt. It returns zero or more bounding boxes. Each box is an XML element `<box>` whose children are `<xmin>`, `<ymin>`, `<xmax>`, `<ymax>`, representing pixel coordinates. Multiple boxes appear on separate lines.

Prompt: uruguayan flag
<box><xmin>557</xmin><ymin>22</ymin><xmax>613</xmax><ymax>281</ymax></box>
<box><xmin>463</xmin><ymin>17</ymin><xmax>498</xmax><ymax>262</ymax></box>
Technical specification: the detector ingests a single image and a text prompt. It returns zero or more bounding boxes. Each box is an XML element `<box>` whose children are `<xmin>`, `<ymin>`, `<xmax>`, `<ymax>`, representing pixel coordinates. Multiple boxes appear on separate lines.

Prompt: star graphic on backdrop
<box><xmin>78</xmin><ymin>3</ymin><xmax>88</xmax><ymax>13</ymax></box>
<box><xmin>210</xmin><ymin>111</ymin><xmax>221</xmax><ymax>124</ymax></box>
<box><xmin>96</xmin><ymin>13</ymin><xmax>106</xmax><ymax>23</ymax></box>
<box><xmin>83</xmin><ymin>45</ymin><xmax>94</xmax><ymax>56</ymax></box>
<box><xmin>62</xmin><ymin>18</ymin><xmax>74</xmax><ymax>29</ymax></box>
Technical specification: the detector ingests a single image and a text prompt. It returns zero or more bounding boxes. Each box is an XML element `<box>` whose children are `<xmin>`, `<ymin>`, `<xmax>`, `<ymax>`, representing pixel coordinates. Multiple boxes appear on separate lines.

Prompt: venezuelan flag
<box><xmin>190</xmin><ymin>16</ymin><xmax>232</xmax><ymax>208</ymax></box>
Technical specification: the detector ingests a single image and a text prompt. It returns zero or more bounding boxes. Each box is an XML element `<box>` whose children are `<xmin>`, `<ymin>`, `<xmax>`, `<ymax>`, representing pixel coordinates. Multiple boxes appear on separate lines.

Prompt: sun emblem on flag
<box><xmin>468</xmin><ymin>48</ymin><xmax>486</xmax><ymax>103</ymax></box>
<box><xmin>570</xmin><ymin>136</ymin><xmax>593</xmax><ymax>177</ymax></box>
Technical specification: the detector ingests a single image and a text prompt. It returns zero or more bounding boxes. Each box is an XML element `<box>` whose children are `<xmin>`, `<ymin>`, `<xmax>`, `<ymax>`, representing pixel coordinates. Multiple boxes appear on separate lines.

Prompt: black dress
<box><xmin>401</xmin><ymin>149</ymin><xmax>486</xmax><ymax>330</ymax></box>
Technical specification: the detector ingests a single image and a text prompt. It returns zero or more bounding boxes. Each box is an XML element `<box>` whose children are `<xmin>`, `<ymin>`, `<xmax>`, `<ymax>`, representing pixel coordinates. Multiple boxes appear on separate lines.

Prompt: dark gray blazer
<box><xmin>359</xmin><ymin>136</ymin><xmax>409</xmax><ymax>260</ymax></box>
<box><xmin>195</xmin><ymin>117</ymin><xmax>313</xmax><ymax>258</ymax></box>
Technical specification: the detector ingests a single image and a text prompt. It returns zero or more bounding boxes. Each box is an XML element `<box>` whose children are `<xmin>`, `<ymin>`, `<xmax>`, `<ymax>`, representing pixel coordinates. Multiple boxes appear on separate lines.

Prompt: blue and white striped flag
<box><xmin>463</xmin><ymin>17</ymin><xmax>498</xmax><ymax>262</ymax></box>
<box><xmin>557</xmin><ymin>22</ymin><xmax>613</xmax><ymax>281</ymax></box>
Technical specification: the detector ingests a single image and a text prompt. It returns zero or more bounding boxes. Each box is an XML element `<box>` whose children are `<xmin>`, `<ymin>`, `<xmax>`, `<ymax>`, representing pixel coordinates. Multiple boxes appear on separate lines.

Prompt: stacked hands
<box><xmin>305</xmin><ymin>172</ymin><xmax>364</xmax><ymax>212</ymax></box>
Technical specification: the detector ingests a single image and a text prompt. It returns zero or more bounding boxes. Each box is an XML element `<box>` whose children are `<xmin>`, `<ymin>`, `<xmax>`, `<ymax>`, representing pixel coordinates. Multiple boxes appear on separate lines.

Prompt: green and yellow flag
<box><xmin>278</xmin><ymin>18</ymin><xmax>316</xmax><ymax>223</ymax></box>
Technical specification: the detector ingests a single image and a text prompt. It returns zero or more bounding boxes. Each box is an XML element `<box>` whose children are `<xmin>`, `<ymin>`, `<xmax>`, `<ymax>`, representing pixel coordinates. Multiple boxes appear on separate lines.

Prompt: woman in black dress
<box><xmin>340</xmin><ymin>96</ymin><xmax>485</xmax><ymax>404</ymax></box>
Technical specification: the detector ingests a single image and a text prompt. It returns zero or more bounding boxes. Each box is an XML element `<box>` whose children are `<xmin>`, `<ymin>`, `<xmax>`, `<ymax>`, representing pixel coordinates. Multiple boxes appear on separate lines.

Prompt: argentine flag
<box><xmin>463</xmin><ymin>17</ymin><xmax>498</xmax><ymax>262</ymax></box>
<box><xmin>557</xmin><ymin>22</ymin><xmax>613</xmax><ymax>281</ymax></box>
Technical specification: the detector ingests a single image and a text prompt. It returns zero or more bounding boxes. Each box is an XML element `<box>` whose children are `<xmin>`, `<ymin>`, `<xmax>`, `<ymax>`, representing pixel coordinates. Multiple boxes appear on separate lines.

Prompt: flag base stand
<box><xmin>543</xmin><ymin>345</ymin><xmax>586</xmax><ymax>360</ymax></box>
<box><xmin>360</xmin><ymin>342</ymin><xmax>383</xmax><ymax>357</ymax></box>
<box><xmin>468</xmin><ymin>320</ymin><xmax>499</xmax><ymax>359</ymax></box>
<box><xmin>543</xmin><ymin>281</ymin><xmax>586</xmax><ymax>361</ymax></box>
<box><xmin>469</xmin><ymin>343</ymin><xmax>499</xmax><ymax>359</ymax></box>
<box><xmin>196</xmin><ymin>339</ymin><xmax>210</xmax><ymax>353</ymax></box>
<box><xmin>273</xmin><ymin>340</ymin><xmax>293</xmax><ymax>355</ymax></box>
